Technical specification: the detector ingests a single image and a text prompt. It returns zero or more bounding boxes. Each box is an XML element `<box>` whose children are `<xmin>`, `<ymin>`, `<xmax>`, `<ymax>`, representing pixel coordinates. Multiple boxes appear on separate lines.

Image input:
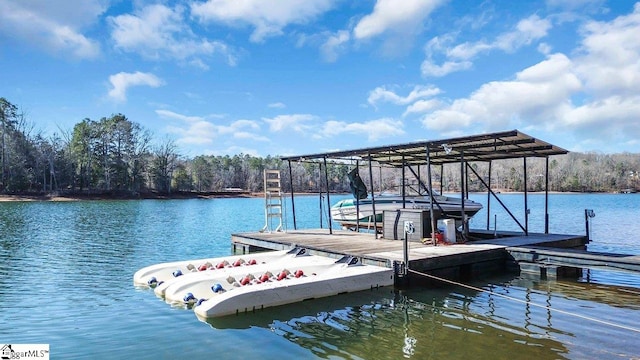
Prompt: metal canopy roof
<box><xmin>281</xmin><ymin>129</ymin><xmax>568</xmax><ymax>167</ymax></box>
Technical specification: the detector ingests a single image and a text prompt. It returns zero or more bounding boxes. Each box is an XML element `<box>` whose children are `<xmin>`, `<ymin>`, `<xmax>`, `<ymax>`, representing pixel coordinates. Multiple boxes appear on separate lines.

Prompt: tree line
<box><xmin>1</xmin><ymin>97</ymin><xmax>638</xmax><ymax>196</ymax></box>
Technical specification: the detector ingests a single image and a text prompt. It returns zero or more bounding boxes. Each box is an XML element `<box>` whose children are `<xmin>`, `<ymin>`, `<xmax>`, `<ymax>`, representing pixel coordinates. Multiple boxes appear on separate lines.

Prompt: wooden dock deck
<box><xmin>231</xmin><ymin>229</ymin><xmax>588</xmax><ymax>282</ymax></box>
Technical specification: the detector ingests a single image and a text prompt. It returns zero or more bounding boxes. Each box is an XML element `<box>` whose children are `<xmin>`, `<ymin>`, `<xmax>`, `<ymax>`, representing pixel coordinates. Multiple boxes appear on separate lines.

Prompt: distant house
<box><xmin>224</xmin><ymin>188</ymin><xmax>244</xmax><ymax>192</ymax></box>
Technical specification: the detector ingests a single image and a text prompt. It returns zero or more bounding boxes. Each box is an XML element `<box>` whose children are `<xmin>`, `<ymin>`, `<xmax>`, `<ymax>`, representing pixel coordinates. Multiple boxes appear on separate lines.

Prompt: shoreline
<box><xmin>0</xmin><ymin>191</ymin><xmax>262</xmax><ymax>202</ymax></box>
<box><xmin>0</xmin><ymin>190</ymin><xmax>632</xmax><ymax>202</ymax></box>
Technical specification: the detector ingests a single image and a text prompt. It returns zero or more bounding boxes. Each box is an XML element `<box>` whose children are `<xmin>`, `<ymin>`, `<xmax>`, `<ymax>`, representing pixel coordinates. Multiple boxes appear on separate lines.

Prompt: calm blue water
<box><xmin>0</xmin><ymin>193</ymin><xmax>639</xmax><ymax>359</ymax></box>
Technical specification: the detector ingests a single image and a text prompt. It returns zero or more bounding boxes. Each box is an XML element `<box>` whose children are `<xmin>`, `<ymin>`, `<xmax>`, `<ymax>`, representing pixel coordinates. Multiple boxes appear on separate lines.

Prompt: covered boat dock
<box><xmin>280</xmin><ymin>129</ymin><xmax>570</xmax><ymax>240</ymax></box>
<box><xmin>231</xmin><ymin>130</ymin><xmax>615</xmax><ymax>283</ymax></box>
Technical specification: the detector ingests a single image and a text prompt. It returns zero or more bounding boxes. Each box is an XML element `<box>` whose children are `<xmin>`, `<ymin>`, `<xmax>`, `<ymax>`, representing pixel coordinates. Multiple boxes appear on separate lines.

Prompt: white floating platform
<box><xmin>193</xmin><ymin>255</ymin><xmax>394</xmax><ymax>319</ymax></box>
<box><xmin>134</xmin><ymin>248</ymin><xmax>394</xmax><ymax>319</ymax></box>
<box><xmin>133</xmin><ymin>247</ymin><xmax>310</xmax><ymax>290</ymax></box>
<box><xmin>161</xmin><ymin>252</ymin><xmax>337</xmax><ymax>301</ymax></box>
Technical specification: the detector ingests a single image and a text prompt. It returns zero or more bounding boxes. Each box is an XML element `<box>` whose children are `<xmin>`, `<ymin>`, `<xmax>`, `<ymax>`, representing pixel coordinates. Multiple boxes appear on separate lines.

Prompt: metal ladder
<box><xmin>261</xmin><ymin>169</ymin><xmax>284</xmax><ymax>232</ymax></box>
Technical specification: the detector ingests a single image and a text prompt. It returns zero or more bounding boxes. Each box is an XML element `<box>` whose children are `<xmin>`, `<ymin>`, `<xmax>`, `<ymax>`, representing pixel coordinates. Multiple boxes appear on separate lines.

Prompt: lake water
<box><xmin>1</xmin><ymin>193</ymin><xmax>639</xmax><ymax>359</ymax></box>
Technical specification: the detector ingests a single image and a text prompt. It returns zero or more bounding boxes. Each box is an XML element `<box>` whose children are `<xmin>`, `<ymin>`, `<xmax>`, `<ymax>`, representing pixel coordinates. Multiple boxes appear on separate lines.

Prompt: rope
<box><xmin>407</xmin><ymin>268</ymin><xmax>640</xmax><ymax>334</ymax></box>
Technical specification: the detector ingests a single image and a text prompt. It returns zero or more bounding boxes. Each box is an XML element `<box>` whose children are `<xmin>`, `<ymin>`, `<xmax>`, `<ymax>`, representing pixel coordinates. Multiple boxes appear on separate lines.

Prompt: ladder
<box><xmin>261</xmin><ymin>169</ymin><xmax>284</xmax><ymax>232</ymax></box>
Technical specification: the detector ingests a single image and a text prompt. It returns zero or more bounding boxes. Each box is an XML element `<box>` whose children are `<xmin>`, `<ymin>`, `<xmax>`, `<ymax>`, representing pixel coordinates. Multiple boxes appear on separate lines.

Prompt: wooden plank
<box><xmin>231</xmin><ymin>229</ymin><xmax>587</xmax><ymax>272</ymax></box>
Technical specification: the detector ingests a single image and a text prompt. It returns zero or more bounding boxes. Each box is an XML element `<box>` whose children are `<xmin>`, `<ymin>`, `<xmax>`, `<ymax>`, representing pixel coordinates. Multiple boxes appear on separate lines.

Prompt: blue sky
<box><xmin>1</xmin><ymin>0</ymin><xmax>639</xmax><ymax>157</ymax></box>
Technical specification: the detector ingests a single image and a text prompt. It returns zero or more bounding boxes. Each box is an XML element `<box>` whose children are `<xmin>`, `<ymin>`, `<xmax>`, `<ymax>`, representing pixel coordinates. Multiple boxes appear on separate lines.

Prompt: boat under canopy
<box><xmin>331</xmin><ymin>166</ymin><xmax>483</xmax><ymax>230</ymax></box>
<box><xmin>331</xmin><ymin>193</ymin><xmax>483</xmax><ymax>229</ymax></box>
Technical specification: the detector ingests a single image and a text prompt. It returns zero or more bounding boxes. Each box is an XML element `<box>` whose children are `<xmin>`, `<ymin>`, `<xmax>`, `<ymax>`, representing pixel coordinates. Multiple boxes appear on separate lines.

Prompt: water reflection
<box><xmin>515</xmin><ymin>274</ymin><xmax>640</xmax><ymax>310</ymax></box>
<box><xmin>0</xmin><ymin>202</ymin><xmax>29</xmax><ymax>272</ymax></box>
<box><xmin>202</xmin><ymin>285</ymin><xmax>572</xmax><ymax>359</ymax></box>
<box><xmin>2</xmin><ymin>196</ymin><xmax>639</xmax><ymax>359</ymax></box>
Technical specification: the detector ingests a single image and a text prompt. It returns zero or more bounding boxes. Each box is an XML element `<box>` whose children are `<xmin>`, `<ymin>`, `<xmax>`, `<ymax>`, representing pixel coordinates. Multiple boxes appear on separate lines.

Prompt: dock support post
<box><xmin>439</xmin><ymin>164</ymin><xmax>444</xmax><ymax>195</ymax></box>
<box><xmin>287</xmin><ymin>160</ymin><xmax>297</xmax><ymax>230</ymax></box>
<box><xmin>426</xmin><ymin>144</ymin><xmax>436</xmax><ymax>246</ymax></box>
<box><xmin>487</xmin><ymin>160</ymin><xmax>492</xmax><ymax>231</ymax></box>
<box><xmin>524</xmin><ymin>157</ymin><xmax>529</xmax><ymax>236</ymax></box>
<box><xmin>585</xmin><ymin>209</ymin><xmax>595</xmax><ymax>243</ymax></box>
<box><xmin>460</xmin><ymin>151</ymin><xmax>468</xmax><ymax>241</ymax></box>
<box><xmin>319</xmin><ymin>162</ymin><xmax>323</xmax><ymax>229</ymax></box>
<box><xmin>355</xmin><ymin>161</ymin><xmax>360</xmax><ymax>232</ymax></box>
<box><xmin>403</xmin><ymin>233</ymin><xmax>409</xmax><ymax>277</ymax></box>
<box><xmin>367</xmin><ymin>153</ymin><xmax>378</xmax><ymax>239</ymax></box>
<box><xmin>401</xmin><ymin>157</ymin><xmax>406</xmax><ymax>208</ymax></box>
<box><xmin>545</xmin><ymin>156</ymin><xmax>549</xmax><ymax>234</ymax></box>
<box><xmin>323</xmin><ymin>156</ymin><xmax>332</xmax><ymax>234</ymax></box>
<box><xmin>402</xmin><ymin>221</ymin><xmax>414</xmax><ymax>285</ymax></box>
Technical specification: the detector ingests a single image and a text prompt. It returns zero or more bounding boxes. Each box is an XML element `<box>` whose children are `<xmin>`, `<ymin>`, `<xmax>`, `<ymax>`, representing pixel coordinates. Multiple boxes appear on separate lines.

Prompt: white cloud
<box><xmin>422</xmin><ymin>15</ymin><xmax>552</xmax><ymax>77</ymax></box>
<box><xmin>368</xmin><ymin>85</ymin><xmax>441</xmax><ymax>107</ymax></box>
<box><xmin>158</xmin><ymin>110</ymin><xmax>267</xmax><ymax>146</ymax></box>
<box><xmin>160</xmin><ymin>111</ymin><xmax>217</xmax><ymax>146</ymax></box>
<box><xmin>0</xmin><ymin>0</ymin><xmax>101</xmax><ymax>59</ymax></box>
<box><xmin>320</xmin><ymin>118</ymin><xmax>405</xmax><ymax>141</ymax></box>
<box><xmin>191</xmin><ymin>0</ymin><xmax>335</xmax><ymax>42</ymax></box>
<box><xmin>208</xmin><ymin>145</ymin><xmax>261</xmax><ymax>157</ymax></box>
<box><xmin>556</xmin><ymin>3</ymin><xmax>640</xmax><ymax>145</ymax></box>
<box><xmin>156</xmin><ymin>109</ymin><xmax>212</xmax><ymax>124</ymax></box>
<box><xmin>537</xmin><ymin>42</ymin><xmax>552</xmax><ymax>55</ymax></box>
<box><xmin>449</xmin><ymin>15</ymin><xmax>552</xmax><ymax>59</ymax></box>
<box><xmin>262</xmin><ymin>114</ymin><xmax>316</xmax><ymax>132</ymax></box>
<box><xmin>421</xmin><ymin>53</ymin><xmax>581</xmax><ymax>131</ymax></box>
<box><xmin>421</xmin><ymin>60</ymin><xmax>473</xmax><ymax>77</ymax></box>
<box><xmin>416</xmin><ymin>5</ymin><xmax>640</xmax><ymax>152</ymax></box>
<box><xmin>403</xmin><ymin>99</ymin><xmax>442</xmax><ymax>117</ymax></box>
<box><xmin>108</xmin><ymin>71</ymin><xmax>164</xmax><ymax>102</ymax></box>
<box><xmin>232</xmin><ymin>132</ymin><xmax>270</xmax><ymax>142</ymax></box>
<box><xmin>564</xmin><ymin>96</ymin><xmax>640</xmax><ymax>129</ymax></box>
<box><xmin>217</xmin><ymin>119</ymin><xmax>269</xmax><ymax>141</ymax></box>
<box><xmin>219</xmin><ymin>119</ymin><xmax>259</xmax><ymax>134</ymax></box>
<box><xmin>353</xmin><ymin>0</ymin><xmax>445</xmax><ymax>40</ymax></box>
<box><xmin>110</xmin><ymin>4</ymin><xmax>236</xmax><ymax>67</ymax></box>
<box><xmin>268</xmin><ymin>102</ymin><xmax>286</xmax><ymax>109</ymax></box>
<box><xmin>320</xmin><ymin>30</ymin><xmax>350</xmax><ymax>62</ymax></box>
<box><xmin>574</xmin><ymin>3</ymin><xmax>640</xmax><ymax>96</ymax></box>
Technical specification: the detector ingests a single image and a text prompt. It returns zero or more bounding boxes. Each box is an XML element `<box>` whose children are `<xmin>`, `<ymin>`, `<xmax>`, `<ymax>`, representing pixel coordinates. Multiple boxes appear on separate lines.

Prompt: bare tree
<box><xmin>150</xmin><ymin>137</ymin><xmax>179</xmax><ymax>193</ymax></box>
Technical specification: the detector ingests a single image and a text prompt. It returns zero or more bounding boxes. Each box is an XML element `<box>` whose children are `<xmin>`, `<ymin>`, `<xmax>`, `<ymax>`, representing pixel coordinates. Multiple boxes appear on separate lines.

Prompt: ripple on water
<box><xmin>1</xmin><ymin>196</ymin><xmax>639</xmax><ymax>360</ymax></box>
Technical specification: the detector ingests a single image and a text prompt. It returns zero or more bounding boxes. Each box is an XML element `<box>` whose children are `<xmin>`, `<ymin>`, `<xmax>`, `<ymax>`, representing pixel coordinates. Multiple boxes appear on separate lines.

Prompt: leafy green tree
<box><xmin>172</xmin><ymin>163</ymin><xmax>192</xmax><ymax>191</ymax></box>
<box><xmin>69</xmin><ymin>119</ymin><xmax>98</xmax><ymax>191</ymax></box>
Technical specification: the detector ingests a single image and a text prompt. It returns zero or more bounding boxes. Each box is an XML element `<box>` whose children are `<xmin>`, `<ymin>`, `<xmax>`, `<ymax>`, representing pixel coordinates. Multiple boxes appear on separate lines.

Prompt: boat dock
<box><xmin>242</xmin><ymin>130</ymin><xmax>640</xmax><ymax>285</ymax></box>
<box><xmin>231</xmin><ymin>229</ymin><xmax>599</xmax><ymax>283</ymax></box>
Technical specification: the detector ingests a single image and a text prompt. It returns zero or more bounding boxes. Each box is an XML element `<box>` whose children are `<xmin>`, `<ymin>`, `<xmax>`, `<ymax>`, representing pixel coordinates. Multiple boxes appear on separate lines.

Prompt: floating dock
<box><xmin>134</xmin><ymin>247</ymin><xmax>394</xmax><ymax>319</ymax></box>
<box><xmin>231</xmin><ymin>229</ymin><xmax>596</xmax><ymax>283</ymax></box>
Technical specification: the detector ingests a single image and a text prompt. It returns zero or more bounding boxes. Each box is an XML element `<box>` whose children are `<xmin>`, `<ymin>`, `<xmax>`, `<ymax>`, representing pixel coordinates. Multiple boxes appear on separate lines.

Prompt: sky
<box><xmin>1</xmin><ymin>0</ymin><xmax>639</xmax><ymax>158</ymax></box>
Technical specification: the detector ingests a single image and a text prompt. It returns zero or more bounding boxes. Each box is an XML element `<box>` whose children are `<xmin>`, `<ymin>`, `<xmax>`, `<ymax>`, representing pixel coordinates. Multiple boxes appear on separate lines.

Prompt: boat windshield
<box><xmin>333</xmin><ymin>199</ymin><xmax>354</xmax><ymax>208</ymax></box>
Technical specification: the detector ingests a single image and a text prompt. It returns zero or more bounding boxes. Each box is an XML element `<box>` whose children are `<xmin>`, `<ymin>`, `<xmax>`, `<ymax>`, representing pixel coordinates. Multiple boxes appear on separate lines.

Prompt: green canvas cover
<box><xmin>347</xmin><ymin>168</ymin><xmax>368</xmax><ymax>200</ymax></box>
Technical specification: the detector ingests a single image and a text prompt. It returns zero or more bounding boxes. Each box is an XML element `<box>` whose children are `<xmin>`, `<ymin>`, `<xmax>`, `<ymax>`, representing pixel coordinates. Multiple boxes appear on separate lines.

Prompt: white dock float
<box><xmin>193</xmin><ymin>256</ymin><xmax>394</xmax><ymax>319</ymax></box>
<box><xmin>134</xmin><ymin>248</ymin><xmax>394</xmax><ymax>320</ymax></box>
<box><xmin>134</xmin><ymin>247</ymin><xmax>309</xmax><ymax>291</ymax></box>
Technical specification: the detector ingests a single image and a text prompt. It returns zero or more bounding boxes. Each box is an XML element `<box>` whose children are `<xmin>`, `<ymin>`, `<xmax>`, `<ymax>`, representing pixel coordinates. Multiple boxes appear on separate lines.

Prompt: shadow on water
<box><xmin>515</xmin><ymin>272</ymin><xmax>640</xmax><ymax>310</ymax></box>
<box><xmin>200</xmin><ymin>283</ymin><xmax>572</xmax><ymax>360</ymax></box>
